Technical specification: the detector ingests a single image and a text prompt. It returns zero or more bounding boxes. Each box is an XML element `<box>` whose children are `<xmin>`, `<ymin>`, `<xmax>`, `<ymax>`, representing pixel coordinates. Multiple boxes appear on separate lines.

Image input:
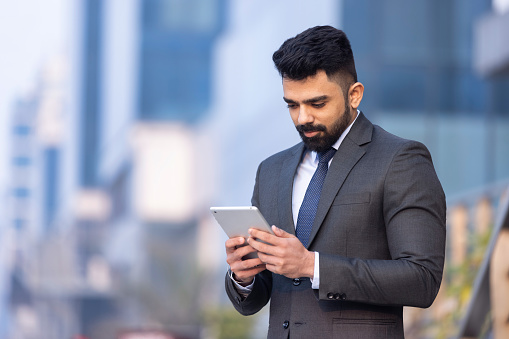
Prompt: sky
<box><xmin>0</xmin><ymin>0</ymin><xmax>68</xmax><ymax>189</ymax></box>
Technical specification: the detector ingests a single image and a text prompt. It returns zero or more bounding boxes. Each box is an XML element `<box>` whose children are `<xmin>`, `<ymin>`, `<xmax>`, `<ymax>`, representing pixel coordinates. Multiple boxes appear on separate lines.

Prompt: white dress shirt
<box><xmin>231</xmin><ymin>110</ymin><xmax>359</xmax><ymax>294</ymax></box>
<box><xmin>292</xmin><ymin>111</ymin><xmax>359</xmax><ymax>288</ymax></box>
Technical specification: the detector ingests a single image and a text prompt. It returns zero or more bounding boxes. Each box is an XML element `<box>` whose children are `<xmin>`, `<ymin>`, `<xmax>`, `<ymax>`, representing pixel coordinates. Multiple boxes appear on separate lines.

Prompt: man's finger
<box><xmin>232</xmin><ymin>264</ymin><xmax>266</xmax><ymax>282</ymax></box>
<box><xmin>257</xmin><ymin>251</ymin><xmax>279</xmax><ymax>265</ymax></box>
<box><xmin>231</xmin><ymin>243</ymin><xmax>258</xmax><ymax>260</ymax></box>
<box><xmin>231</xmin><ymin>256</ymin><xmax>264</xmax><ymax>271</ymax></box>
<box><xmin>271</xmin><ymin>225</ymin><xmax>294</xmax><ymax>238</ymax></box>
<box><xmin>249</xmin><ymin>228</ymin><xmax>278</xmax><ymax>244</ymax></box>
<box><xmin>247</xmin><ymin>236</ymin><xmax>276</xmax><ymax>255</ymax></box>
<box><xmin>225</xmin><ymin>237</ymin><xmax>247</xmax><ymax>252</ymax></box>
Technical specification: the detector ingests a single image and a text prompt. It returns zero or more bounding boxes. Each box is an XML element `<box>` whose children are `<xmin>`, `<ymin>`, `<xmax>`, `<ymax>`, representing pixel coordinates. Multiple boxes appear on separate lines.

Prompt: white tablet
<box><xmin>210</xmin><ymin>206</ymin><xmax>274</xmax><ymax>239</ymax></box>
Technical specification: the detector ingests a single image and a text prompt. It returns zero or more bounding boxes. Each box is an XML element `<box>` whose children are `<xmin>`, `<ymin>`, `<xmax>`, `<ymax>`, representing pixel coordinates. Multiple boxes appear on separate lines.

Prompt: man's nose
<box><xmin>298</xmin><ymin>106</ymin><xmax>314</xmax><ymax>125</ymax></box>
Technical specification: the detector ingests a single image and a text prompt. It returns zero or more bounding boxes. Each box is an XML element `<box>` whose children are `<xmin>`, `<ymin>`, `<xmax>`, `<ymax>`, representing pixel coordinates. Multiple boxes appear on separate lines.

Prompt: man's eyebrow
<box><xmin>283</xmin><ymin>97</ymin><xmax>296</xmax><ymax>104</ymax></box>
<box><xmin>283</xmin><ymin>95</ymin><xmax>329</xmax><ymax>104</ymax></box>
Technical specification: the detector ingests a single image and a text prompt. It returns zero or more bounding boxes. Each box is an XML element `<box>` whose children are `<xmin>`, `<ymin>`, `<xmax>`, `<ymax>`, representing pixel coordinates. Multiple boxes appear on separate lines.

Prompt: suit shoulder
<box><xmin>259</xmin><ymin>143</ymin><xmax>303</xmax><ymax>167</ymax></box>
<box><xmin>372</xmin><ymin>125</ymin><xmax>430</xmax><ymax>154</ymax></box>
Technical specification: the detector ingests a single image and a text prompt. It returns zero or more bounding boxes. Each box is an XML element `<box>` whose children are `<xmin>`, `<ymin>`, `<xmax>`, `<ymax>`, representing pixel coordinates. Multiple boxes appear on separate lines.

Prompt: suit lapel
<box><xmin>307</xmin><ymin>112</ymin><xmax>373</xmax><ymax>247</ymax></box>
<box><xmin>278</xmin><ymin>143</ymin><xmax>305</xmax><ymax>235</ymax></box>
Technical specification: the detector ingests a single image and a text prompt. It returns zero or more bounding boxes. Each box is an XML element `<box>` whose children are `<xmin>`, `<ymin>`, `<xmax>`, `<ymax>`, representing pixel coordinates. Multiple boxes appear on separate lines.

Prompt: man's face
<box><xmin>283</xmin><ymin>70</ymin><xmax>355</xmax><ymax>153</ymax></box>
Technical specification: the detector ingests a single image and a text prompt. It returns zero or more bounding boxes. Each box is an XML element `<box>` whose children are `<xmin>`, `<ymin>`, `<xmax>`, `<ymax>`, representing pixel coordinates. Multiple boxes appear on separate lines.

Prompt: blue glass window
<box><xmin>13</xmin><ymin>188</ymin><xmax>30</xmax><ymax>198</ymax></box>
<box><xmin>138</xmin><ymin>0</ymin><xmax>226</xmax><ymax>123</ymax></box>
<box><xmin>13</xmin><ymin>219</ymin><xmax>26</xmax><ymax>230</ymax></box>
<box><xmin>13</xmin><ymin>125</ymin><xmax>31</xmax><ymax>136</ymax></box>
<box><xmin>12</xmin><ymin>157</ymin><xmax>31</xmax><ymax>166</ymax></box>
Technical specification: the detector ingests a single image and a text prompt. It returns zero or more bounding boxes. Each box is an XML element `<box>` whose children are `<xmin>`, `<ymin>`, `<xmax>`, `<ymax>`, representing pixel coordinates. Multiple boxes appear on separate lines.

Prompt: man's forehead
<box><xmin>282</xmin><ymin>72</ymin><xmax>343</xmax><ymax>99</ymax></box>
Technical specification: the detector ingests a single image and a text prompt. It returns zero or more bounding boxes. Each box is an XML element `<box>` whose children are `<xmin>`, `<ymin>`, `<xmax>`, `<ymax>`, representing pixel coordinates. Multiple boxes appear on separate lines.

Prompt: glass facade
<box><xmin>43</xmin><ymin>148</ymin><xmax>59</xmax><ymax>230</ymax></box>
<box><xmin>80</xmin><ymin>0</ymin><xmax>103</xmax><ymax>187</ymax></box>
<box><xmin>138</xmin><ymin>0</ymin><xmax>226</xmax><ymax>123</ymax></box>
<box><xmin>343</xmin><ymin>0</ymin><xmax>509</xmax><ymax>195</ymax></box>
<box><xmin>344</xmin><ymin>0</ymin><xmax>509</xmax><ymax>116</ymax></box>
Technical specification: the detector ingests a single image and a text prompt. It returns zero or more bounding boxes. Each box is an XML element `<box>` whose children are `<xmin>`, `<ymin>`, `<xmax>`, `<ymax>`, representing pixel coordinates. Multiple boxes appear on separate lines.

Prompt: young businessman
<box><xmin>224</xmin><ymin>26</ymin><xmax>446</xmax><ymax>339</ymax></box>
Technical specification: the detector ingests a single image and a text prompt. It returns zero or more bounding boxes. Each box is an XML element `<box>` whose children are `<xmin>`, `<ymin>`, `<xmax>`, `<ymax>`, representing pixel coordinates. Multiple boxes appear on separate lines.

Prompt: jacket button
<box><xmin>292</xmin><ymin>278</ymin><xmax>301</xmax><ymax>286</ymax></box>
<box><xmin>327</xmin><ymin>293</ymin><xmax>334</xmax><ymax>299</ymax></box>
<box><xmin>283</xmin><ymin>320</ymin><xmax>289</xmax><ymax>329</ymax></box>
<box><xmin>340</xmin><ymin>293</ymin><xmax>347</xmax><ymax>300</ymax></box>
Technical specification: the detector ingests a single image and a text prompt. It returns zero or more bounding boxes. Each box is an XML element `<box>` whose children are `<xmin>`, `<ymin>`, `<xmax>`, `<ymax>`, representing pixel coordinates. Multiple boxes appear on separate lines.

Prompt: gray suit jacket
<box><xmin>225</xmin><ymin>112</ymin><xmax>446</xmax><ymax>339</ymax></box>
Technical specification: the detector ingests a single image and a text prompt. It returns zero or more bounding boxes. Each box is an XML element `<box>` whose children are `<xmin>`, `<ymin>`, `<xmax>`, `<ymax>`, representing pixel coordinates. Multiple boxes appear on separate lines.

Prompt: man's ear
<box><xmin>349</xmin><ymin>82</ymin><xmax>364</xmax><ymax>110</ymax></box>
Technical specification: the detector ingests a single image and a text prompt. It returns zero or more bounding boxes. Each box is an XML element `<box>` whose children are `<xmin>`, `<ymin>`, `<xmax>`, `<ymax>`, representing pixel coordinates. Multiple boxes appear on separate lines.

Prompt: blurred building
<box><xmin>4</xmin><ymin>56</ymin><xmax>71</xmax><ymax>338</ymax></box>
<box><xmin>342</xmin><ymin>0</ymin><xmax>509</xmax><ymax>196</ymax></box>
<box><xmin>63</xmin><ymin>0</ymin><xmax>226</xmax><ymax>337</ymax></box>
<box><xmin>5</xmin><ymin>0</ymin><xmax>227</xmax><ymax>338</ymax></box>
<box><xmin>6</xmin><ymin>90</ymin><xmax>39</xmax><ymax>339</ymax></box>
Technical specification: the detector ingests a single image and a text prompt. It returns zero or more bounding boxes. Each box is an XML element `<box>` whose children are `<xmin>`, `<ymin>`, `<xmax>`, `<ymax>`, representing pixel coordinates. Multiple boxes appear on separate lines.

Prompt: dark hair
<box><xmin>272</xmin><ymin>26</ymin><xmax>357</xmax><ymax>88</ymax></box>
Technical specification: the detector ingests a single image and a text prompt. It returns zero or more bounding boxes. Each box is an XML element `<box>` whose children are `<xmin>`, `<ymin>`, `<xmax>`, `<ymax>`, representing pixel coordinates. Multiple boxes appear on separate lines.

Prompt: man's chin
<box><xmin>301</xmin><ymin>138</ymin><xmax>331</xmax><ymax>153</ymax></box>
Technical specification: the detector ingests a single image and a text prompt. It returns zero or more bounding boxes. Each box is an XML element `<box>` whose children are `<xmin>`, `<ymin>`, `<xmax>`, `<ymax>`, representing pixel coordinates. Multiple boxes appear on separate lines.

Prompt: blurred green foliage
<box><xmin>428</xmin><ymin>227</ymin><xmax>492</xmax><ymax>339</ymax></box>
<box><xmin>201</xmin><ymin>306</ymin><xmax>255</xmax><ymax>339</ymax></box>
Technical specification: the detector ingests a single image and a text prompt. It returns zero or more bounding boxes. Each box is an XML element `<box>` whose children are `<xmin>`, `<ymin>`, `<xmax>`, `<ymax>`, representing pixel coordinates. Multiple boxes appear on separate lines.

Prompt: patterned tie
<box><xmin>296</xmin><ymin>147</ymin><xmax>337</xmax><ymax>247</ymax></box>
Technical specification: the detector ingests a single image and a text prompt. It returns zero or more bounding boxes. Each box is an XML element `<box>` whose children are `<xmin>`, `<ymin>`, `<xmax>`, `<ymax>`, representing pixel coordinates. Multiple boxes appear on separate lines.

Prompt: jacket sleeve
<box><xmin>318</xmin><ymin>141</ymin><xmax>446</xmax><ymax>308</ymax></box>
<box><xmin>225</xmin><ymin>269</ymin><xmax>273</xmax><ymax>315</ymax></box>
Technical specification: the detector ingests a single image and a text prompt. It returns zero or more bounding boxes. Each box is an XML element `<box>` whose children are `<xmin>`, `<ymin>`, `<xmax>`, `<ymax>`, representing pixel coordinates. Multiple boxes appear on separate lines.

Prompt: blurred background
<box><xmin>0</xmin><ymin>0</ymin><xmax>509</xmax><ymax>338</ymax></box>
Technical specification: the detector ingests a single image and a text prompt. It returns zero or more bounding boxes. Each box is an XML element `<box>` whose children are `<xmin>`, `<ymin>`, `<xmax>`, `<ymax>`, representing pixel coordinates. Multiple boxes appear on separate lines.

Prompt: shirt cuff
<box><xmin>228</xmin><ymin>267</ymin><xmax>254</xmax><ymax>297</ymax></box>
<box><xmin>311</xmin><ymin>252</ymin><xmax>319</xmax><ymax>289</ymax></box>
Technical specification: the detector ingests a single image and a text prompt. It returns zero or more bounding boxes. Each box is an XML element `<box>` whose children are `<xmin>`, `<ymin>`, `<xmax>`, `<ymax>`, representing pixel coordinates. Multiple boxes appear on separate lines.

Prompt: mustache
<box><xmin>296</xmin><ymin>124</ymin><xmax>327</xmax><ymax>133</ymax></box>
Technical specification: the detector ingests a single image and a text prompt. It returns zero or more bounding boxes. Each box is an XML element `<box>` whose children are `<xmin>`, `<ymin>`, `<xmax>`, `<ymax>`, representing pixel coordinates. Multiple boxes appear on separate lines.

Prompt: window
<box><xmin>12</xmin><ymin>157</ymin><xmax>31</xmax><ymax>167</ymax></box>
<box><xmin>13</xmin><ymin>188</ymin><xmax>30</xmax><ymax>198</ymax></box>
<box><xmin>13</xmin><ymin>125</ymin><xmax>31</xmax><ymax>136</ymax></box>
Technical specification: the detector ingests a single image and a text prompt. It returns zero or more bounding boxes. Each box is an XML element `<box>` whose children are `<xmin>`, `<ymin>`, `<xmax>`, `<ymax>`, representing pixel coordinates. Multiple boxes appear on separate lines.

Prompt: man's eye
<box><xmin>287</xmin><ymin>104</ymin><xmax>297</xmax><ymax>109</ymax></box>
<box><xmin>312</xmin><ymin>103</ymin><xmax>325</xmax><ymax>108</ymax></box>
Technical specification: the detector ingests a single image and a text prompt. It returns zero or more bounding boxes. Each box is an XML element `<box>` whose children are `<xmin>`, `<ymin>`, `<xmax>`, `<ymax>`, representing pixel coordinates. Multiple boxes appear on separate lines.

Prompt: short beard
<box><xmin>296</xmin><ymin>103</ymin><xmax>352</xmax><ymax>153</ymax></box>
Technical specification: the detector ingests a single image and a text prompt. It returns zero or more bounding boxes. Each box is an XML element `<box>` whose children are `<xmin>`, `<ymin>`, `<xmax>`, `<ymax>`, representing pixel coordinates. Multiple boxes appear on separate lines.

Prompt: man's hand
<box><xmin>225</xmin><ymin>237</ymin><xmax>266</xmax><ymax>286</ymax></box>
<box><xmin>247</xmin><ymin>226</ymin><xmax>315</xmax><ymax>279</ymax></box>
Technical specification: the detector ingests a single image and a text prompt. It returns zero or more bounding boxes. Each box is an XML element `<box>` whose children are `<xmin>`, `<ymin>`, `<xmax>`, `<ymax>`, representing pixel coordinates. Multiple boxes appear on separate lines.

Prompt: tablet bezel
<box><xmin>210</xmin><ymin>206</ymin><xmax>274</xmax><ymax>239</ymax></box>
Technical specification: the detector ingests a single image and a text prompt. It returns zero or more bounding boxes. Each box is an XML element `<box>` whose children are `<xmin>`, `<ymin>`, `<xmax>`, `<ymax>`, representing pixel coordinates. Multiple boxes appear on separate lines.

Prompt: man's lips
<box><xmin>303</xmin><ymin>131</ymin><xmax>320</xmax><ymax>138</ymax></box>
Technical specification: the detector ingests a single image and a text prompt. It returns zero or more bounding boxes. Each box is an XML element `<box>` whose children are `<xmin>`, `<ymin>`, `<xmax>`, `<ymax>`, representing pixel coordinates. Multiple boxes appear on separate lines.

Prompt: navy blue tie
<box><xmin>296</xmin><ymin>147</ymin><xmax>336</xmax><ymax>247</ymax></box>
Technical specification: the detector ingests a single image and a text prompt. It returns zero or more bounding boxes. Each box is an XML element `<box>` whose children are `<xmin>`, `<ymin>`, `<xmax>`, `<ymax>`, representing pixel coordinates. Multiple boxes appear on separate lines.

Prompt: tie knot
<box><xmin>317</xmin><ymin>147</ymin><xmax>336</xmax><ymax>164</ymax></box>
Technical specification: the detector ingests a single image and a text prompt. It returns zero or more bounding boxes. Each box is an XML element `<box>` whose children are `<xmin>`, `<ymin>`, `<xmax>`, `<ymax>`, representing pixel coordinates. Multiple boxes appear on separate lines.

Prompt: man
<box><xmin>224</xmin><ymin>26</ymin><xmax>446</xmax><ymax>339</ymax></box>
